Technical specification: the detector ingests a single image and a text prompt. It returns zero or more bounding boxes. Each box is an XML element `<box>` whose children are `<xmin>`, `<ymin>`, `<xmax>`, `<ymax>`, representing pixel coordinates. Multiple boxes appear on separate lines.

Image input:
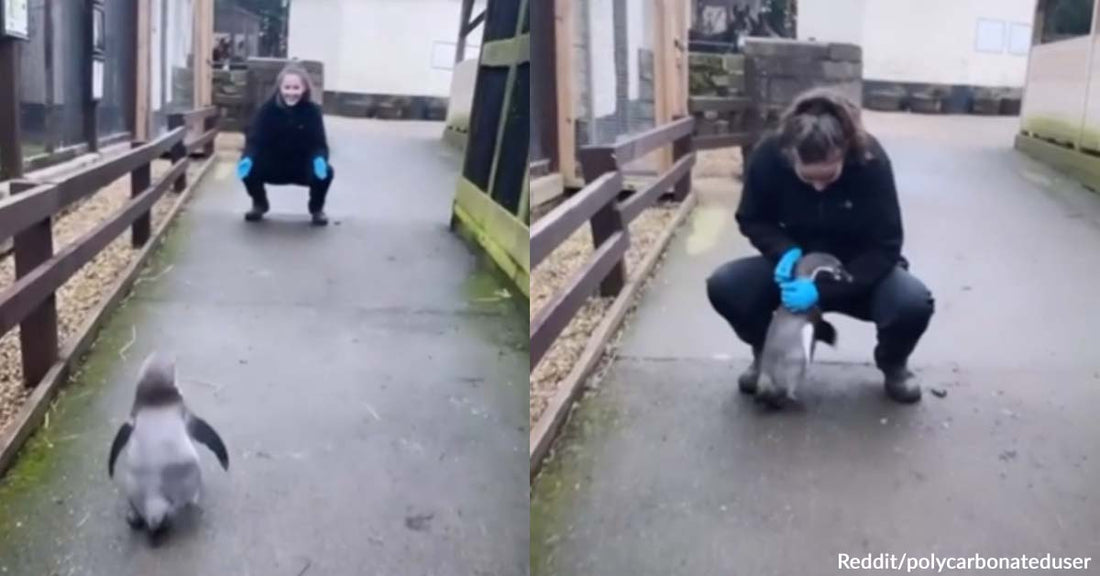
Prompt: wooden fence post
<box><xmin>10</xmin><ymin>181</ymin><xmax>59</xmax><ymax>388</ymax></box>
<box><xmin>167</xmin><ymin>113</ymin><xmax>187</xmax><ymax>192</ymax></box>
<box><xmin>203</xmin><ymin>111</ymin><xmax>217</xmax><ymax>157</ymax></box>
<box><xmin>580</xmin><ymin>148</ymin><xmax>627</xmax><ymax>297</ymax></box>
<box><xmin>130</xmin><ymin>141</ymin><xmax>152</xmax><ymax>247</ymax></box>
<box><xmin>672</xmin><ymin>117</ymin><xmax>694</xmax><ymax>202</ymax></box>
<box><xmin>0</xmin><ymin>39</ymin><xmax>24</xmax><ymax>181</ymax></box>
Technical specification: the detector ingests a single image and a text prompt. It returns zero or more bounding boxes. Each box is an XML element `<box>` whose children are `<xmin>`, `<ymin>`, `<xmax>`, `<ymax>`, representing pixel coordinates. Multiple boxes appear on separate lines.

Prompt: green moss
<box><xmin>1020</xmin><ymin>115</ymin><xmax>1100</xmax><ymax>150</ymax></box>
<box><xmin>530</xmin><ymin>389</ymin><xmax>623</xmax><ymax>575</ymax></box>
<box><xmin>1017</xmin><ymin>131</ymin><xmax>1100</xmax><ymax>193</ymax></box>
<box><xmin>0</xmin><ymin>200</ymin><xmax>196</xmax><ymax>536</ymax></box>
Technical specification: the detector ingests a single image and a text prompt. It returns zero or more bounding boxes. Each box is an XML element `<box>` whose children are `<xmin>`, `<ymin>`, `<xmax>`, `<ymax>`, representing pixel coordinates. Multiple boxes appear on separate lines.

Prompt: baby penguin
<box><xmin>755</xmin><ymin>252</ymin><xmax>852</xmax><ymax>408</ymax></box>
<box><xmin>108</xmin><ymin>352</ymin><xmax>229</xmax><ymax>538</ymax></box>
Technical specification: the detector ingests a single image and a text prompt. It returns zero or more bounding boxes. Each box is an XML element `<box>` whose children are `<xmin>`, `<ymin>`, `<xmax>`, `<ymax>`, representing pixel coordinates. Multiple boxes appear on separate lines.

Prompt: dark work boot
<box><xmin>244</xmin><ymin>199</ymin><xmax>268</xmax><ymax>222</ymax></box>
<box><xmin>310</xmin><ymin>210</ymin><xmax>329</xmax><ymax>226</ymax></box>
<box><xmin>882</xmin><ymin>365</ymin><xmax>921</xmax><ymax>404</ymax></box>
<box><xmin>738</xmin><ymin>348</ymin><xmax>762</xmax><ymax>395</ymax></box>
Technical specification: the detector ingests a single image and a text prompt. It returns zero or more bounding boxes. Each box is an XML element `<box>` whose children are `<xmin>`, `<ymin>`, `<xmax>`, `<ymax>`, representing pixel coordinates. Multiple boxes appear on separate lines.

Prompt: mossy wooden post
<box><xmin>671</xmin><ymin>114</ymin><xmax>693</xmax><ymax>202</ymax></box>
<box><xmin>450</xmin><ymin>0</ymin><xmax>532</xmax><ymax>298</ymax></box>
<box><xmin>579</xmin><ymin>147</ymin><xmax>626</xmax><ymax>296</ymax></box>
<box><xmin>10</xmin><ymin>181</ymin><xmax>59</xmax><ymax>389</ymax></box>
<box><xmin>203</xmin><ymin>112</ymin><xmax>217</xmax><ymax>157</ymax></box>
<box><xmin>168</xmin><ymin>113</ymin><xmax>187</xmax><ymax>192</ymax></box>
<box><xmin>130</xmin><ymin>141</ymin><xmax>152</xmax><ymax>247</ymax></box>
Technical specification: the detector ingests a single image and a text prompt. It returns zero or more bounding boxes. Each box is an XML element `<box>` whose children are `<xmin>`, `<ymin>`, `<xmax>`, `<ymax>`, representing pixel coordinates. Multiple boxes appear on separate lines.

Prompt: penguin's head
<box><xmin>132</xmin><ymin>352</ymin><xmax>183</xmax><ymax>411</ymax></box>
<box><xmin>794</xmin><ymin>252</ymin><xmax>852</xmax><ymax>283</ymax></box>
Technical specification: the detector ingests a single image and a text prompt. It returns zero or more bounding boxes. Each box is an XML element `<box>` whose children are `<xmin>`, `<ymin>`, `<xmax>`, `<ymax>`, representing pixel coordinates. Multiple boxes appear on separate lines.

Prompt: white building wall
<box><xmin>797</xmin><ymin>0</ymin><xmax>865</xmax><ymax>46</ymax></box>
<box><xmin>289</xmin><ymin>0</ymin><xmax>484</xmax><ymax>98</ymax></box>
<box><xmin>587</xmin><ymin>0</ymin><xmax>617</xmax><ymax>118</ymax></box>
<box><xmin>798</xmin><ymin>0</ymin><xmax>1035</xmax><ymax>88</ymax></box>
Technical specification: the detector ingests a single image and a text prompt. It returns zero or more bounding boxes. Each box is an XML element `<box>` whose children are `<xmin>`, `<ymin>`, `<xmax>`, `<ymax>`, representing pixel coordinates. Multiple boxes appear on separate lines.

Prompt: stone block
<box><xmin>972</xmin><ymin>96</ymin><xmax>1001</xmax><ymax>115</ymax></box>
<box><xmin>835</xmin><ymin>80</ymin><xmax>863</xmax><ymax>106</ymax></box>
<box><xmin>866</xmin><ymin>91</ymin><xmax>904</xmax><ymax>111</ymax></box>
<box><xmin>722</xmin><ymin>54</ymin><xmax>746</xmax><ymax>73</ymax></box>
<box><xmin>753</xmin><ymin>56</ymin><xmax>829</xmax><ymax>78</ymax></box>
<box><xmin>766</xmin><ymin>77</ymin><xmax>811</xmax><ymax>104</ymax></box>
<box><xmin>827</xmin><ymin>43</ymin><xmax>862</xmax><ymax>62</ymax></box>
<box><xmin>821</xmin><ymin>60</ymin><xmax>862</xmax><ymax>81</ymax></box>
<box><xmin>743</xmin><ymin>37</ymin><xmax>830</xmax><ymax>60</ymax></box>
<box><xmin>910</xmin><ymin>93</ymin><xmax>942</xmax><ymax>114</ymax></box>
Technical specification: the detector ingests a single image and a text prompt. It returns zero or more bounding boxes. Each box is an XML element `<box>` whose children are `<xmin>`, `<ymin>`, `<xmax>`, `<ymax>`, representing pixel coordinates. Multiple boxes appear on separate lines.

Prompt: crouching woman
<box><xmin>237</xmin><ymin>63</ymin><xmax>333</xmax><ymax>226</ymax></box>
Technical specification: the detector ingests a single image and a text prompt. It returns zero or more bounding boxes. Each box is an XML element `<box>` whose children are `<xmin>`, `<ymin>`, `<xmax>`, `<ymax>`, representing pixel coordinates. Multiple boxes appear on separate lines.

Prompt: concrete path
<box><xmin>532</xmin><ymin>112</ymin><xmax>1100</xmax><ymax>575</ymax></box>
<box><xmin>0</xmin><ymin>118</ymin><xmax>529</xmax><ymax>576</ymax></box>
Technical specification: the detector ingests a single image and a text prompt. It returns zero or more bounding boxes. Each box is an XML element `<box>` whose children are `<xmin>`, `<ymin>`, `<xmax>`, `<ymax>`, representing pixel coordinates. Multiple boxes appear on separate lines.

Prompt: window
<box><xmin>975</xmin><ymin>19</ymin><xmax>1006</xmax><ymax>53</ymax></box>
<box><xmin>98</xmin><ymin>0</ymin><xmax>136</xmax><ymax>137</ymax></box>
<box><xmin>1039</xmin><ymin>0</ymin><xmax>1094</xmax><ymax>44</ymax></box>
<box><xmin>1009</xmin><ymin>23</ymin><xmax>1033</xmax><ymax>55</ymax></box>
<box><xmin>150</xmin><ymin>0</ymin><xmax>194</xmax><ymax>135</ymax></box>
<box><xmin>53</xmin><ymin>0</ymin><xmax>90</xmax><ymax>148</ymax></box>
<box><xmin>18</xmin><ymin>0</ymin><xmax>48</xmax><ymax>159</ymax></box>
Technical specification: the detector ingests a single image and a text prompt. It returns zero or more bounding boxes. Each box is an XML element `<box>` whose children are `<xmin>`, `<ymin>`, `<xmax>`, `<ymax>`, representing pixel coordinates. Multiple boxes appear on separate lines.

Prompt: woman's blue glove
<box><xmin>237</xmin><ymin>157</ymin><xmax>253</xmax><ymax>180</ymax></box>
<box><xmin>313</xmin><ymin>157</ymin><xmax>328</xmax><ymax>180</ymax></box>
<box><xmin>774</xmin><ymin>247</ymin><xmax>802</xmax><ymax>284</ymax></box>
<box><xmin>780</xmin><ymin>278</ymin><xmax>818</xmax><ymax>313</ymax></box>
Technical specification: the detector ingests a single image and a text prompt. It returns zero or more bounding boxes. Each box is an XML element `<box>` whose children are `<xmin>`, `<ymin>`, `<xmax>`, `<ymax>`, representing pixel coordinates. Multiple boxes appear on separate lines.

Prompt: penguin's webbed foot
<box><xmin>754</xmin><ymin>386</ymin><xmax>786</xmax><ymax>410</ymax></box>
<box><xmin>126</xmin><ymin>507</ymin><xmax>145</xmax><ymax>530</ymax></box>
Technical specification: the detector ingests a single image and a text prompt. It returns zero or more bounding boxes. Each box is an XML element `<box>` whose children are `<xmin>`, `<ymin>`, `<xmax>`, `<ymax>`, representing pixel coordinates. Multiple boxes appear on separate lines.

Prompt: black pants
<box><xmin>243</xmin><ymin>163</ymin><xmax>335</xmax><ymax>213</ymax></box>
<box><xmin>706</xmin><ymin>256</ymin><xmax>935</xmax><ymax>369</ymax></box>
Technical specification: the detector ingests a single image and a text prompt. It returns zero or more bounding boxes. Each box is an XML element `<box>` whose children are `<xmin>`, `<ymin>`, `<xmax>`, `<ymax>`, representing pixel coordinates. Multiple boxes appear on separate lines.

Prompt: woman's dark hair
<box><xmin>272</xmin><ymin>62</ymin><xmax>315</xmax><ymax>106</ymax></box>
<box><xmin>776</xmin><ymin>87</ymin><xmax>871</xmax><ymax>164</ymax></box>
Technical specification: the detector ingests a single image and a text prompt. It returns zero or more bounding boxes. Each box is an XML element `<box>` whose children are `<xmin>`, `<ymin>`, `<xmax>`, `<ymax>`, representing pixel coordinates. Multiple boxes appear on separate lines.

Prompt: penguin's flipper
<box><xmin>814</xmin><ymin>319</ymin><xmax>838</xmax><ymax>347</ymax></box>
<box><xmin>187</xmin><ymin>415</ymin><xmax>229</xmax><ymax>471</ymax></box>
<box><xmin>108</xmin><ymin>421</ymin><xmax>133</xmax><ymax>478</ymax></box>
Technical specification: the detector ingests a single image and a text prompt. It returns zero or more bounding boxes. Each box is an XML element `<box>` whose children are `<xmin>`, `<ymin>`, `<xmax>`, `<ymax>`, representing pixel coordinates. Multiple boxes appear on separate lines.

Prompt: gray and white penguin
<box><xmin>755</xmin><ymin>252</ymin><xmax>852</xmax><ymax>408</ymax></box>
<box><xmin>107</xmin><ymin>352</ymin><xmax>229</xmax><ymax>536</ymax></box>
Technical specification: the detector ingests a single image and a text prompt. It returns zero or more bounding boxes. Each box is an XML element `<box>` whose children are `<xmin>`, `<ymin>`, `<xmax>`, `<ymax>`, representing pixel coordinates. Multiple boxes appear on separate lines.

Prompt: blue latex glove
<box><xmin>237</xmin><ymin>157</ymin><xmax>253</xmax><ymax>180</ymax></box>
<box><xmin>780</xmin><ymin>278</ymin><xmax>818</xmax><ymax>313</ymax></box>
<box><xmin>313</xmin><ymin>157</ymin><xmax>328</xmax><ymax>180</ymax></box>
<box><xmin>774</xmin><ymin>247</ymin><xmax>803</xmax><ymax>284</ymax></box>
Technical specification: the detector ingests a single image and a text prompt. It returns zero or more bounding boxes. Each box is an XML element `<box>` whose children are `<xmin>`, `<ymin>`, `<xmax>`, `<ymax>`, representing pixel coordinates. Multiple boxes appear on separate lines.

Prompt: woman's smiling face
<box><xmin>280</xmin><ymin>74</ymin><xmax>305</xmax><ymax>106</ymax></box>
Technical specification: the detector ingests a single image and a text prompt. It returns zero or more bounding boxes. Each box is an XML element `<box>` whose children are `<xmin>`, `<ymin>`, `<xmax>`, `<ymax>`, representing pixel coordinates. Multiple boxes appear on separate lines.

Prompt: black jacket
<box><xmin>243</xmin><ymin>97</ymin><xmax>329</xmax><ymax>169</ymax></box>
<box><xmin>735</xmin><ymin>133</ymin><xmax>904</xmax><ymax>306</ymax></box>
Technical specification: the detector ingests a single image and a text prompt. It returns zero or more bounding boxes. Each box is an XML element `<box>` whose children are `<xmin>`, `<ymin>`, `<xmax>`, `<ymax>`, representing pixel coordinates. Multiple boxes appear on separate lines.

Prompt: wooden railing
<box><xmin>0</xmin><ymin>107</ymin><xmax>219</xmax><ymax>390</ymax></box>
<box><xmin>168</xmin><ymin>106</ymin><xmax>221</xmax><ymax>192</ymax></box>
<box><xmin>530</xmin><ymin>116</ymin><xmax>696</xmax><ymax>368</ymax></box>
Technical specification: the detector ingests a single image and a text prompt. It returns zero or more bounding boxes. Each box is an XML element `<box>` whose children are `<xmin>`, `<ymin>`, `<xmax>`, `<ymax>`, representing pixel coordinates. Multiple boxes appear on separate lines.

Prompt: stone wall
<box><xmin>863</xmin><ymin>81</ymin><xmax>1023</xmax><ymax>115</ymax></box>
<box><xmin>688</xmin><ymin>40</ymin><xmax>862</xmax><ymax>145</ymax></box>
<box><xmin>743</xmin><ymin>38</ymin><xmax>863</xmax><ymax>119</ymax></box>
<box><xmin>322</xmin><ymin>92</ymin><xmax>448</xmax><ymax>121</ymax></box>
<box><xmin>212</xmin><ymin>59</ymin><xmax>327</xmax><ymax>133</ymax></box>
<box><xmin>689</xmin><ymin>52</ymin><xmax>745</xmax><ymax>97</ymax></box>
<box><xmin>213</xmin><ymin>68</ymin><xmax>250</xmax><ymax>132</ymax></box>
<box><xmin>689</xmin><ymin>52</ymin><xmax>749</xmax><ymax>140</ymax></box>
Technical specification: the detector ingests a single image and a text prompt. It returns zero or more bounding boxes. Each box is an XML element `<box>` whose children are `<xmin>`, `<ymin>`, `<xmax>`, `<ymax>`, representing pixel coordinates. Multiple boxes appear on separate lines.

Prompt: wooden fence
<box><xmin>0</xmin><ymin>107</ymin><xmax>219</xmax><ymax>391</ymax></box>
<box><xmin>530</xmin><ymin>116</ymin><xmax>696</xmax><ymax>369</ymax></box>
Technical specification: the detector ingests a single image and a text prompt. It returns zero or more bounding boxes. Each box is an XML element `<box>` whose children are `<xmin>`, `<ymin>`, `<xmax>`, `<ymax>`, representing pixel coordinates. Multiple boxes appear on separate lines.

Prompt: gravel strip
<box><xmin>529</xmin><ymin>148</ymin><xmax>744</xmax><ymax>427</ymax></box>
<box><xmin>530</xmin><ymin>202</ymin><xmax>681</xmax><ymax>427</ymax></box>
<box><xmin>0</xmin><ymin>158</ymin><xmax>206</xmax><ymax>437</ymax></box>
